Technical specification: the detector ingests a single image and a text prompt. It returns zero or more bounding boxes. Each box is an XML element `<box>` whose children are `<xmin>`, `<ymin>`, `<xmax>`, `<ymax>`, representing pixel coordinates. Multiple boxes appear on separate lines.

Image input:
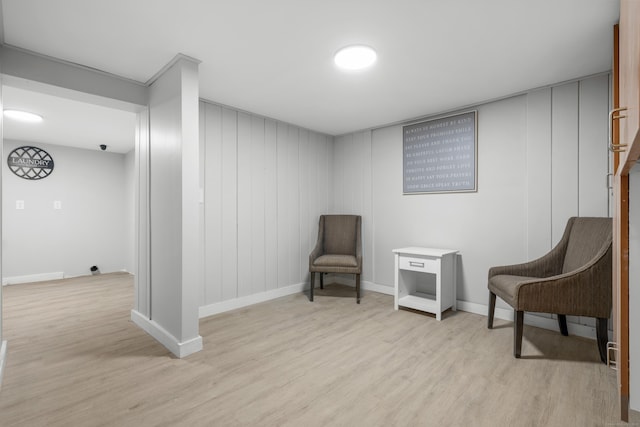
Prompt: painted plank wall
<box><xmin>551</xmin><ymin>82</ymin><xmax>580</xmax><ymax>244</ymax></box>
<box><xmin>199</xmin><ymin>101</ymin><xmax>333</xmax><ymax>310</ymax></box>
<box><xmin>525</xmin><ymin>88</ymin><xmax>552</xmax><ymax>261</ymax></box>
<box><xmin>332</xmin><ymin>74</ymin><xmax>610</xmax><ymax>321</ymax></box>
<box><xmin>333</xmin><ymin>131</ymin><xmax>374</xmax><ymax>283</ymax></box>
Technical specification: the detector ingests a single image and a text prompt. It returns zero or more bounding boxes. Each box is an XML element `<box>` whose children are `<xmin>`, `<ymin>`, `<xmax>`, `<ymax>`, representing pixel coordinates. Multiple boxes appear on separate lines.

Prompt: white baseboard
<box><xmin>198</xmin><ymin>278</ymin><xmax>395</xmax><ymax>320</ymax></box>
<box><xmin>0</xmin><ymin>340</ymin><xmax>7</xmax><ymax>391</ymax></box>
<box><xmin>170</xmin><ymin>279</ymin><xmax>390</xmax><ymax>353</ymax></box>
<box><xmin>2</xmin><ymin>272</ymin><xmax>64</xmax><ymax>286</ymax></box>
<box><xmin>329</xmin><ymin>274</ymin><xmax>394</xmax><ymax>296</ymax></box>
<box><xmin>335</xmin><ymin>281</ymin><xmax>606</xmax><ymax>341</ymax></box>
<box><xmin>130</xmin><ymin>310</ymin><xmax>203</xmax><ymax>358</ymax></box>
<box><xmin>457</xmin><ymin>300</ymin><xmax>610</xmax><ymax>341</ymax></box>
<box><xmin>199</xmin><ymin>282</ymin><xmax>307</xmax><ymax>318</ymax></box>
<box><xmin>197</xmin><ymin>277</ymin><xmax>605</xmax><ymax>341</ymax></box>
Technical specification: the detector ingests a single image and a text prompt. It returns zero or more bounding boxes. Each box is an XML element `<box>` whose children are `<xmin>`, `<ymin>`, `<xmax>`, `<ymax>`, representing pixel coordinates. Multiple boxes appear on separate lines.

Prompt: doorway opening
<box><xmin>1</xmin><ymin>80</ymin><xmax>145</xmax><ymax>360</ymax></box>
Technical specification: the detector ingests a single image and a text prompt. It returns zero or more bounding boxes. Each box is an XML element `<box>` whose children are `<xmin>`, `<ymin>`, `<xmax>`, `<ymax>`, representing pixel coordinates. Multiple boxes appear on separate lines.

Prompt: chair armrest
<box><xmin>515</xmin><ymin>245</ymin><xmax>612</xmax><ymax>317</ymax></box>
<box><xmin>488</xmin><ymin>220</ymin><xmax>575</xmax><ymax>279</ymax></box>
<box><xmin>309</xmin><ymin>238</ymin><xmax>324</xmax><ymax>266</ymax></box>
<box><xmin>309</xmin><ymin>216</ymin><xmax>325</xmax><ymax>266</ymax></box>
<box><xmin>489</xmin><ymin>217</ymin><xmax>579</xmax><ymax>280</ymax></box>
<box><xmin>488</xmin><ymin>248</ymin><xmax>564</xmax><ymax>279</ymax></box>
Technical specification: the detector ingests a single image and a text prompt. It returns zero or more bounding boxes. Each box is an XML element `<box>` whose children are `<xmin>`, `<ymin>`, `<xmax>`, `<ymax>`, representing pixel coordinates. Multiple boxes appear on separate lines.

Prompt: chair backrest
<box><xmin>562</xmin><ymin>217</ymin><xmax>613</xmax><ymax>273</ymax></box>
<box><xmin>322</xmin><ymin>215</ymin><xmax>360</xmax><ymax>255</ymax></box>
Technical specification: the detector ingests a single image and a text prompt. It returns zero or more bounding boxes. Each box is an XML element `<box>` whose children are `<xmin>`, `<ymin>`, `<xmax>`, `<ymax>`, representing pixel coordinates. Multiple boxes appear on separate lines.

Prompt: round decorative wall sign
<box><xmin>7</xmin><ymin>146</ymin><xmax>55</xmax><ymax>180</ymax></box>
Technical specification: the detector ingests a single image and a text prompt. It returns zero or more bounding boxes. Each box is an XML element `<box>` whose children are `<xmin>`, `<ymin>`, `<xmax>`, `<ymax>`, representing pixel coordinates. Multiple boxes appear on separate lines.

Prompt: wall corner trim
<box><xmin>130</xmin><ymin>310</ymin><xmax>203</xmax><ymax>358</ymax></box>
<box><xmin>145</xmin><ymin>53</ymin><xmax>202</xmax><ymax>87</ymax></box>
<box><xmin>0</xmin><ymin>340</ymin><xmax>7</xmax><ymax>391</ymax></box>
<box><xmin>199</xmin><ymin>282</ymin><xmax>307</xmax><ymax>319</ymax></box>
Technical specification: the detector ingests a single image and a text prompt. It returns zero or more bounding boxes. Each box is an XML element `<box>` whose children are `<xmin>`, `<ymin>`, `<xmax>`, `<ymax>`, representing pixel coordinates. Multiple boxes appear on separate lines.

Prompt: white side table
<box><xmin>392</xmin><ymin>247</ymin><xmax>458</xmax><ymax>321</ymax></box>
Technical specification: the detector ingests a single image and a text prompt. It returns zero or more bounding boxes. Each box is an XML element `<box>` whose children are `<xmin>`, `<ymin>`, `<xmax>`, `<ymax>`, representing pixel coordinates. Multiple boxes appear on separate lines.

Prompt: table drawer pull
<box><xmin>409</xmin><ymin>261</ymin><xmax>424</xmax><ymax>268</ymax></box>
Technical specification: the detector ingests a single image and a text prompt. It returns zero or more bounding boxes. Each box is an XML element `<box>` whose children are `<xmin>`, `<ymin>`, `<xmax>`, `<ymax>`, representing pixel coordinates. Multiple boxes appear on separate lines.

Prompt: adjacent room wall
<box><xmin>2</xmin><ymin>140</ymin><xmax>128</xmax><ymax>281</ymax></box>
<box><xmin>199</xmin><ymin>101</ymin><xmax>333</xmax><ymax>315</ymax></box>
<box><xmin>333</xmin><ymin>74</ymin><xmax>610</xmax><ymax>333</ymax></box>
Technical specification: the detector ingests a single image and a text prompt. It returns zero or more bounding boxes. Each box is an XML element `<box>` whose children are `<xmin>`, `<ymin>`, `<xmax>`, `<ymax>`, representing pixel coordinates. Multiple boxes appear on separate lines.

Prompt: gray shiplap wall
<box><xmin>332</xmin><ymin>74</ymin><xmax>610</xmax><ymax>327</ymax></box>
<box><xmin>198</xmin><ymin>73</ymin><xmax>610</xmax><ymax>336</ymax></box>
<box><xmin>333</xmin><ymin>131</ymin><xmax>374</xmax><ymax>283</ymax></box>
<box><xmin>199</xmin><ymin>101</ymin><xmax>333</xmax><ymax>307</ymax></box>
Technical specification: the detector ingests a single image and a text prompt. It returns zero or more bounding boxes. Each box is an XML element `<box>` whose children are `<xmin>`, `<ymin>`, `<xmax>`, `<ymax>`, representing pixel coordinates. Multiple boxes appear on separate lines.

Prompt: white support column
<box><xmin>131</xmin><ymin>54</ymin><xmax>202</xmax><ymax>358</ymax></box>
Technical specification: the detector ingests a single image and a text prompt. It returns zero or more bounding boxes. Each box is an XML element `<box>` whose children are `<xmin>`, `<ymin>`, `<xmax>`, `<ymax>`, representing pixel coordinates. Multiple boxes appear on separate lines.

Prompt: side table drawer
<box><xmin>399</xmin><ymin>256</ymin><xmax>439</xmax><ymax>273</ymax></box>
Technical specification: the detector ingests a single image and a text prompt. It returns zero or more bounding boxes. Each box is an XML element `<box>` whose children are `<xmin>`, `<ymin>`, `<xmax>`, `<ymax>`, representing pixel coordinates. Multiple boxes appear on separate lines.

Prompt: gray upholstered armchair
<box><xmin>309</xmin><ymin>215</ymin><xmax>362</xmax><ymax>303</ymax></box>
<box><xmin>487</xmin><ymin>217</ymin><xmax>612</xmax><ymax>362</ymax></box>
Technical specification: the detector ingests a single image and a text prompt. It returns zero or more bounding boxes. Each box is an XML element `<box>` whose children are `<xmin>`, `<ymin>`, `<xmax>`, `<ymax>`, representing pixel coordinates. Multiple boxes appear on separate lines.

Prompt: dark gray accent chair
<box><xmin>309</xmin><ymin>215</ymin><xmax>362</xmax><ymax>303</ymax></box>
<box><xmin>487</xmin><ymin>217</ymin><xmax>612</xmax><ymax>363</ymax></box>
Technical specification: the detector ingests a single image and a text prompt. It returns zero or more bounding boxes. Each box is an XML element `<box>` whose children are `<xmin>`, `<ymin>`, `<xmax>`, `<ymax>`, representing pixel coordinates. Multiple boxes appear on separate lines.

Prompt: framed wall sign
<box><xmin>403</xmin><ymin>111</ymin><xmax>477</xmax><ymax>194</ymax></box>
<box><xmin>7</xmin><ymin>146</ymin><xmax>55</xmax><ymax>180</ymax></box>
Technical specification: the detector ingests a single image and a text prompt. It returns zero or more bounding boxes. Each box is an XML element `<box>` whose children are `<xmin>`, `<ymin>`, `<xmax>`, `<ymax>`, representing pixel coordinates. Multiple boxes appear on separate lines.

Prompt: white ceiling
<box><xmin>3</xmin><ymin>86</ymin><xmax>137</xmax><ymax>154</ymax></box>
<box><xmin>0</xmin><ymin>0</ymin><xmax>620</xmax><ymax>145</ymax></box>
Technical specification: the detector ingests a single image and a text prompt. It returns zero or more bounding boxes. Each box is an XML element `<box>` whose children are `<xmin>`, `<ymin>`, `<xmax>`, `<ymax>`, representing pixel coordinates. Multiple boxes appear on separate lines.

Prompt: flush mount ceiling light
<box><xmin>334</xmin><ymin>45</ymin><xmax>377</xmax><ymax>71</ymax></box>
<box><xmin>4</xmin><ymin>109</ymin><xmax>43</xmax><ymax>123</ymax></box>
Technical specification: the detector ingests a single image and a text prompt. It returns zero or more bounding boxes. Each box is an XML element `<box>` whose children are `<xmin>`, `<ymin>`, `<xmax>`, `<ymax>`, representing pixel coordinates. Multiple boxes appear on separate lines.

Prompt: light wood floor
<box><xmin>0</xmin><ymin>273</ymin><xmax>637</xmax><ymax>426</ymax></box>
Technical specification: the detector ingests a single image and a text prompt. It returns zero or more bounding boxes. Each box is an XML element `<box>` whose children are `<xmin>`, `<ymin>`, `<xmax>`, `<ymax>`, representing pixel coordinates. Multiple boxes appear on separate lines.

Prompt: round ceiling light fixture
<box><xmin>4</xmin><ymin>109</ymin><xmax>43</xmax><ymax>123</ymax></box>
<box><xmin>334</xmin><ymin>45</ymin><xmax>377</xmax><ymax>71</ymax></box>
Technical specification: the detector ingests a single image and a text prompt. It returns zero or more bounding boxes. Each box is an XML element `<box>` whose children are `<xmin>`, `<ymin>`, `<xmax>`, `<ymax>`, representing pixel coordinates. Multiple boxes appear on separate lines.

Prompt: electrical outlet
<box><xmin>54</xmin><ymin>201</ymin><xmax>62</xmax><ymax>210</ymax></box>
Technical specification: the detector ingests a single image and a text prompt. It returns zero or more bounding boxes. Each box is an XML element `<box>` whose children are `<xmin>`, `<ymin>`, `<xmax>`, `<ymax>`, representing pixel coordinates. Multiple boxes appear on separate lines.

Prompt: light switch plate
<box><xmin>54</xmin><ymin>201</ymin><xmax>62</xmax><ymax>210</ymax></box>
<box><xmin>16</xmin><ymin>200</ymin><xmax>24</xmax><ymax>210</ymax></box>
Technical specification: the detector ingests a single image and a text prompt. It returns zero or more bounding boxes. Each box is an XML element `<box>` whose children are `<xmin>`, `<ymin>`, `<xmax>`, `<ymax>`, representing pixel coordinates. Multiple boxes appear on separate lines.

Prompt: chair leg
<box><xmin>320</xmin><ymin>273</ymin><xmax>324</xmax><ymax>289</ymax></box>
<box><xmin>558</xmin><ymin>314</ymin><xmax>568</xmax><ymax>336</ymax></box>
<box><xmin>309</xmin><ymin>272</ymin><xmax>314</xmax><ymax>302</ymax></box>
<box><xmin>514</xmin><ymin>310</ymin><xmax>524</xmax><ymax>358</ymax></box>
<box><xmin>356</xmin><ymin>274</ymin><xmax>361</xmax><ymax>304</ymax></box>
<box><xmin>596</xmin><ymin>317</ymin><xmax>608</xmax><ymax>364</ymax></box>
<box><xmin>488</xmin><ymin>292</ymin><xmax>496</xmax><ymax>329</ymax></box>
